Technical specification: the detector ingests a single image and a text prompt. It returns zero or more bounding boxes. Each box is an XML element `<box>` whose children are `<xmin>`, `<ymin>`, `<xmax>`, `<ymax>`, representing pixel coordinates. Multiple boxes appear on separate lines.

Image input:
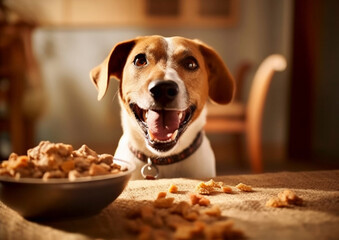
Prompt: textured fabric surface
<box><xmin>1</xmin><ymin>170</ymin><xmax>339</xmax><ymax>239</ymax></box>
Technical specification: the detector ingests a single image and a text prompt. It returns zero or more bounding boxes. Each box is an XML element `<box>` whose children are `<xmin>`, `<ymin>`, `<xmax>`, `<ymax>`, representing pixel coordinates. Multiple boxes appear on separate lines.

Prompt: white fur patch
<box><xmin>164</xmin><ymin>38</ymin><xmax>188</xmax><ymax>110</ymax></box>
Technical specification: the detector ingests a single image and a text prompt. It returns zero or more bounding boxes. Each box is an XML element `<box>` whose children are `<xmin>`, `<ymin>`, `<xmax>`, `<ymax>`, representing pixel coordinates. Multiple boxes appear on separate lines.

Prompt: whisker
<box><xmin>111</xmin><ymin>89</ymin><xmax>119</xmax><ymax>102</ymax></box>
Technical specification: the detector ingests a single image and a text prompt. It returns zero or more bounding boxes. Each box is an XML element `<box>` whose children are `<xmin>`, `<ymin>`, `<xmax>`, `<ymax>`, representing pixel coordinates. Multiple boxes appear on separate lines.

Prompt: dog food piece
<box><xmin>222</xmin><ymin>186</ymin><xmax>233</xmax><ymax>194</ymax></box>
<box><xmin>174</xmin><ymin>222</ymin><xmax>204</xmax><ymax>240</ymax></box>
<box><xmin>29</xmin><ymin>141</ymin><xmax>73</xmax><ymax>159</ymax></box>
<box><xmin>154</xmin><ymin>197</ymin><xmax>175</xmax><ymax>208</ymax></box>
<box><xmin>151</xmin><ymin>212</ymin><xmax>165</xmax><ymax>228</ymax></box>
<box><xmin>265</xmin><ymin>197</ymin><xmax>289</xmax><ymax>208</ymax></box>
<box><xmin>72</xmin><ymin>144</ymin><xmax>98</xmax><ymax>159</ymax></box>
<box><xmin>60</xmin><ymin>159</ymin><xmax>75</xmax><ymax>173</ymax></box>
<box><xmin>198</xmin><ymin>179</ymin><xmax>224</xmax><ymax>190</ymax></box>
<box><xmin>165</xmin><ymin>214</ymin><xmax>190</xmax><ymax>230</ymax></box>
<box><xmin>111</xmin><ymin>162</ymin><xmax>122</xmax><ymax>170</ymax></box>
<box><xmin>202</xmin><ymin>205</ymin><xmax>222</xmax><ymax>218</ymax></box>
<box><xmin>157</xmin><ymin>192</ymin><xmax>167</xmax><ymax>199</ymax></box>
<box><xmin>278</xmin><ymin>189</ymin><xmax>303</xmax><ymax>206</ymax></box>
<box><xmin>189</xmin><ymin>194</ymin><xmax>201</xmax><ymax>205</ymax></box>
<box><xmin>168</xmin><ymin>184</ymin><xmax>178</xmax><ymax>193</ymax></box>
<box><xmin>13</xmin><ymin>168</ymin><xmax>35</xmax><ymax>179</ymax></box>
<box><xmin>198</xmin><ymin>197</ymin><xmax>211</xmax><ymax>207</ymax></box>
<box><xmin>189</xmin><ymin>194</ymin><xmax>211</xmax><ymax>207</ymax></box>
<box><xmin>204</xmin><ymin>220</ymin><xmax>244</xmax><ymax>240</ymax></box>
<box><xmin>235</xmin><ymin>183</ymin><xmax>253</xmax><ymax>192</ymax></box>
<box><xmin>195</xmin><ymin>182</ymin><xmax>213</xmax><ymax>195</ymax></box>
<box><xmin>28</xmin><ymin>141</ymin><xmax>74</xmax><ymax>169</ymax></box>
<box><xmin>42</xmin><ymin>170</ymin><xmax>66</xmax><ymax>180</ymax></box>
<box><xmin>110</xmin><ymin>168</ymin><xmax>120</xmax><ymax>174</ymax></box>
<box><xmin>174</xmin><ymin>225</ymin><xmax>194</xmax><ymax>240</ymax></box>
<box><xmin>266</xmin><ymin>189</ymin><xmax>303</xmax><ymax>208</ymax></box>
<box><xmin>192</xmin><ymin>221</ymin><xmax>206</xmax><ymax>235</ymax></box>
<box><xmin>170</xmin><ymin>201</ymin><xmax>191</xmax><ymax>216</ymax></box>
<box><xmin>68</xmin><ymin>169</ymin><xmax>89</xmax><ymax>181</ymax></box>
<box><xmin>0</xmin><ymin>141</ymin><xmax>126</xmax><ymax>180</ymax></box>
<box><xmin>98</xmin><ymin>154</ymin><xmax>114</xmax><ymax>164</ymax></box>
<box><xmin>0</xmin><ymin>154</ymin><xmax>35</xmax><ymax>178</ymax></box>
<box><xmin>89</xmin><ymin>163</ymin><xmax>110</xmax><ymax>176</ymax></box>
<box><xmin>138</xmin><ymin>225</ymin><xmax>153</xmax><ymax>240</ymax></box>
<box><xmin>157</xmin><ymin>191</ymin><xmax>167</xmax><ymax>199</ymax></box>
<box><xmin>195</xmin><ymin>179</ymin><xmax>224</xmax><ymax>195</ymax></box>
<box><xmin>140</xmin><ymin>205</ymin><xmax>155</xmax><ymax>222</ymax></box>
<box><xmin>183</xmin><ymin>209</ymin><xmax>200</xmax><ymax>221</ymax></box>
<box><xmin>73</xmin><ymin>157</ymin><xmax>91</xmax><ymax>171</ymax></box>
<box><xmin>8</xmin><ymin>154</ymin><xmax>29</xmax><ymax>169</ymax></box>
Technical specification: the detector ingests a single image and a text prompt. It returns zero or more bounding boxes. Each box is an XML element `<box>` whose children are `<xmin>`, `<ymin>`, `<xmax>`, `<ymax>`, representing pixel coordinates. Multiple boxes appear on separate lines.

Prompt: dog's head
<box><xmin>90</xmin><ymin>36</ymin><xmax>234</xmax><ymax>153</ymax></box>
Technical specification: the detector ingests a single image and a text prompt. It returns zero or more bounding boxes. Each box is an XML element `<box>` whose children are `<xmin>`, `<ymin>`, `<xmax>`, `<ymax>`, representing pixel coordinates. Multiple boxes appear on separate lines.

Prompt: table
<box><xmin>1</xmin><ymin>170</ymin><xmax>339</xmax><ymax>239</ymax></box>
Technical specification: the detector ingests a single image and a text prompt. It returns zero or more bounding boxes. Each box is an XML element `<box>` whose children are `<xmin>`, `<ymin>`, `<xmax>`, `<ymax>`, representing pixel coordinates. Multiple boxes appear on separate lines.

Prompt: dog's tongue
<box><xmin>147</xmin><ymin>110</ymin><xmax>180</xmax><ymax>141</ymax></box>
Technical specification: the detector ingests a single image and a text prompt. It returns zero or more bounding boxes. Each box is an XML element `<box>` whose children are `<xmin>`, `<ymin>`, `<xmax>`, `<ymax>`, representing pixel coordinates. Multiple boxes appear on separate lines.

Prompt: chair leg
<box><xmin>246</xmin><ymin>125</ymin><xmax>263</xmax><ymax>173</ymax></box>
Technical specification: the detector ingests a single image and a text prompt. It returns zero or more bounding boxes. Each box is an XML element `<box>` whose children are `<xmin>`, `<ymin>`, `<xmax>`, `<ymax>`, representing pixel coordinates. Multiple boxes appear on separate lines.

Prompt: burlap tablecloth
<box><xmin>1</xmin><ymin>170</ymin><xmax>339</xmax><ymax>240</ymax></box>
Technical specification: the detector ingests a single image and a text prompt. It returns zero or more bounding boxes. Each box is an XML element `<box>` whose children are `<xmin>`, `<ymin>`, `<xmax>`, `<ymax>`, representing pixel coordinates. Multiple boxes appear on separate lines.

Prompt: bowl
<box><xmin>0</xmin><ymin>158</ymin><xmax>135</xmax><ymax>220</ymax></box>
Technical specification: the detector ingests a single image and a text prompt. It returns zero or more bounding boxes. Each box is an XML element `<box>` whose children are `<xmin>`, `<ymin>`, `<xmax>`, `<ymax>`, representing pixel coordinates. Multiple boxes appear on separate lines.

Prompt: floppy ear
<box><xmin>198</xmin><ymin>42</ymin><xmax>235</xmax><ymax>104</ymax></box>
<box><xmin>90</xmin><ymin>39</ymin><xmax>136</xmax><ymax>100</ymax></box>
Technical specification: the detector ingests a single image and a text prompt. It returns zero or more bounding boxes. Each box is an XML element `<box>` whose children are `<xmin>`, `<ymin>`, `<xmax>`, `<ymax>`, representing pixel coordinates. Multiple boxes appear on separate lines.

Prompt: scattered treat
<box><xmin>222</xmin><ymin>186</ymin><xmax>233</xmax><ymax>194</ymax></box>
<box><xmin>197</xmin><ymin>197</ymin><xmax>211</xmax><ymax>207</ymax></box>
<box><xmin>170</xmin><ymin>201</ymin><xmax>191</xmax><ymax>216</ymax></box>
<box><xmin>266</xmin><ymin>189</ymin><xmax>303</xmax><ymax>208</ymax></box>
<box><xmin>165</xmin><ymin>214</ymin><xmax>190</xmax><ymax>230</ymax></box>
<box><xmin>0</xmin><ymin>141</ymin><xmax>127</xmax><ymax>180</ymax></box>
<box><xmin>190</xmin><ymin>194</ymin><xmax>202</xmax><ymax>205</ymax></box>
<box><xmin>157</xmin><ymin>191</ymin><xmax>167</xmax><ymax>199</ymax></box>
<box><xmin>125</xmin><ymin>191</ymin><xmax>244</xmax><ymax>240</ymax></box>
<box><xmin>154</xmin><ymin>197</ymin><xmax>175</xmax><ymax>209</ymax></box>
<box><xmin>235</xmin><ymin>183</ymin><xmax>253</xmax><ymax>192</ymax></box>
<box><xmin>201</xmin><ymin>205</ymin><xmax>222</xmax><ymax>218</ymax></box>
<box><xmin>278</xmin><ymin>189</ymin><xmax>303</xmax><ymax>206</ymax></box>
<box><xmin>168</xmin><ymin>183</ymin><xmax>178</xmax><ymax>193</ymax></box>
<box><xmin>140</xmin><ymin>205</ymin><xmax>155</xmax><ymax>222</ymax></box>
<box><xmin>204</xmin><ymin>220</ymin><xmax>244</xmax><ymax>240</ymax></box>
<box><xmin>174</xmin><ymin>221</ymin><xmax>205</xmax><ymax>240</ymax></box>
<box><xmin>195</xmin><ymin>179</ymin><xmax>224</xmax><ymax>195</ymax></box>
<box><xmin>189</xmin><ymin>194</ymin><xmax>210</xmax><ymax>206</ymax></box>
<box><xmin>265</xmin><ymin>197</ymin><xmax>288</xmax><ymax>208</ymax></box>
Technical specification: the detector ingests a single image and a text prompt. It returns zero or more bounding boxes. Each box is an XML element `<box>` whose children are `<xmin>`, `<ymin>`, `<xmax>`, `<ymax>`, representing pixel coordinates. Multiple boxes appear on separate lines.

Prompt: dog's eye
<box><xmin>182</xmin><ymin>57</ymin><xmax>199</xmax><ymax>71</ymax></box>
<box><xmin>134</xmin><ymin>54</ymin><xmax>148</xmax><ymax>67</ymax></box>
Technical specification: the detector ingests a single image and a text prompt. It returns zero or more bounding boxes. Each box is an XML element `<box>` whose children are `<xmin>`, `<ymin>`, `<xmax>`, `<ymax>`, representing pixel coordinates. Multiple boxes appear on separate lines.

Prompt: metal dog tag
<box><xmin>141</xmin><ymin>158</ymin><xmax>159</xmax><ymax>180</ymax></box>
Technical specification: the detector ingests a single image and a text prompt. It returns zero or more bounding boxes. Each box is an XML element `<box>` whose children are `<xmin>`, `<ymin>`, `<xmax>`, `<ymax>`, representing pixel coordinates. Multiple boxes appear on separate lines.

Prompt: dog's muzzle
<box><xmin>130</xmin><ymin>80</ymin><xmax>196</xmax><ymax>152</ymax></box>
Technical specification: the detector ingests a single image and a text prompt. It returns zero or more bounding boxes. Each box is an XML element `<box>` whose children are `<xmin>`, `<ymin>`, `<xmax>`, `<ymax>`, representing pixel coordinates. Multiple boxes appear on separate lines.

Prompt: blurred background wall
<box><xmin>1</xmin><ymin>0</ymin><xmax>338</xmax><ymax>173</ymax></box>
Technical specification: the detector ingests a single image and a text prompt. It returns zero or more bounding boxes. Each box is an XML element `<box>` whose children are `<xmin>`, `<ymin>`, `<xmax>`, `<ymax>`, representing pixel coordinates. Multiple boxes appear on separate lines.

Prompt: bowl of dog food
<box><xmin>0</xmin><ymin>141</ymin><xmax>135</xmax><ymax>220</ymax></box>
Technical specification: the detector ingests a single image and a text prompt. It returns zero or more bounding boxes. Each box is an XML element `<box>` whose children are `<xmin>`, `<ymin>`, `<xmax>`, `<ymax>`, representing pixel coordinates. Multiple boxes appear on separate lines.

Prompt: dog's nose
<box><xmin>148</xmin><ymin>80</ymin><xmax>179</xmax><ymax>104</ymax></box>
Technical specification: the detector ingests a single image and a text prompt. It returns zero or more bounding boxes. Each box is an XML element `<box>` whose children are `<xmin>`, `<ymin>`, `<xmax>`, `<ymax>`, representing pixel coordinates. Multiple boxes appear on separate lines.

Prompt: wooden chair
<box><xmin>205</xmin><ymin>54</ymin><xmax>287</xmax><ymax>173</ymax></box>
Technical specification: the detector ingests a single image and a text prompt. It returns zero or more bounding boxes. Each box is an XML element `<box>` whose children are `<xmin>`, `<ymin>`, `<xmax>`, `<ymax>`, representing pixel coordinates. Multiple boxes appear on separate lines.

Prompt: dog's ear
<box><xmin>197</xmin><ymin>42</ymin><xmax>235</xmax><ymax>104</ymax></box>
<box><xmin>90</xmin><ymin>39</ymin><xmax>136</xmax><ymax>100</ymax></box>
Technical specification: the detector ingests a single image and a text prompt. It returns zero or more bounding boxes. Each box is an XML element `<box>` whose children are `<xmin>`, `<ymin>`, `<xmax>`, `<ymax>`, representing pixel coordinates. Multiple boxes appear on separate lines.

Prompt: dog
<box><xmin>90</xmin><ymin>35</ymin><xmax>234</xmax><ymax>179</ymax></box>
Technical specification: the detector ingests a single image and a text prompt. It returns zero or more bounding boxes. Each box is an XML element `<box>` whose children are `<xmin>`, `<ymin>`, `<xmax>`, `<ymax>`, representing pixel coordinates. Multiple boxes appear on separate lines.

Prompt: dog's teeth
<box><xmin>178</xmin><ymin>112</ymin><xmax>183</xmax><ymax>121</ymax></box>
<box><xmin>148</xmin><ymin>130</ymin><xmax>155</xmax><ymax>141</ymax></box>
<box><xmin>143</xmin><ymin>110</ymin><xmax>148</xmax><ymax>120</ymax></box>
<box><xmin>170</xmin><ymin>130</ymin><xmax>178</xmax><ymax>141</ymax></box>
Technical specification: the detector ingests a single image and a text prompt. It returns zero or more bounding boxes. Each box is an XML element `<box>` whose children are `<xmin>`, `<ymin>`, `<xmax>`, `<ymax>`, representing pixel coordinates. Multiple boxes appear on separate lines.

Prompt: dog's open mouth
<box><xmin>130</xmin><ymin>104</ymin><xmax>196</xmax><ymax>152</ymax></box>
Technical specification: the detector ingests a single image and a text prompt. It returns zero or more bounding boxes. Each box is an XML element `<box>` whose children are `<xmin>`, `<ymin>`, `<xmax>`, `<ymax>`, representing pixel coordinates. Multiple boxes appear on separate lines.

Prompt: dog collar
<box><xmin>129</xmin><ymin>131</ymin><xmax>203</xmax><ymax>166</ymax></box>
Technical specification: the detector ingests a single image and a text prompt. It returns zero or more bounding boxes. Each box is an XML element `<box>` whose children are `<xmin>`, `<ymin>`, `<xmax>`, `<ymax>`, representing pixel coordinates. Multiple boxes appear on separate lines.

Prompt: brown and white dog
<box><xmin>90</xmin><ymin>36</ymin><xmax>234</xmax><ymax>179</ymax></box>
